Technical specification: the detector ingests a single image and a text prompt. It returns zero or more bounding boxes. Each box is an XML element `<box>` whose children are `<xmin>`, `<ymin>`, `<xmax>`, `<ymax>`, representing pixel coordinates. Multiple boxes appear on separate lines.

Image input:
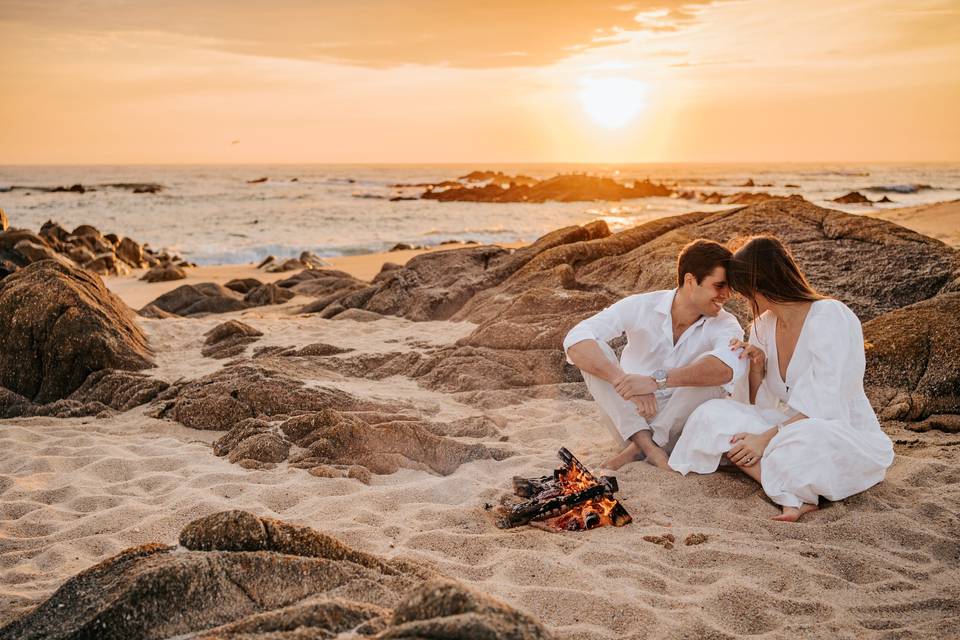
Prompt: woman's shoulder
<box><xmin>811</xmin><ymin>297</ymin><xmax>855</xmax><ymax>318</ymax></box>
<box><xmin>809</xmin><ymin>298</ymin><xmax>861</xmax><ymax>329</ymax></box>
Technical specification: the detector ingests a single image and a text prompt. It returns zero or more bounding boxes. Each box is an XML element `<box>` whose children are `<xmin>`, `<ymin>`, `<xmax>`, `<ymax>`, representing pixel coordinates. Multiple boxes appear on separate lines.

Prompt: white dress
<box><xmin>668</xmin><ymin>299</ymin><xmax>894</xmax><ymax>508</ymax></box>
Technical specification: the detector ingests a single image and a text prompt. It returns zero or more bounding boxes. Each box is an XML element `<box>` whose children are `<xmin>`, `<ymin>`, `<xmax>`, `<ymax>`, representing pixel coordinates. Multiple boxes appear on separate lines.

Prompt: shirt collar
<box><xmin>656</xmin><ymin>288</ymin><xmax>708</xmax><ymax>328</ymax></box>
<box><xmin>654</xmin><ymin>289</ymin><xmax>677</xmax><ymax>315</ymax></box>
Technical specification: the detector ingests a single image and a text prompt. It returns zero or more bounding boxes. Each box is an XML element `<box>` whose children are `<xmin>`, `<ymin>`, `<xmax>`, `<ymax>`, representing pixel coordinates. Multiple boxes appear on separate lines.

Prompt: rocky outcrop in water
<box><xmin>0</xmin><ymin>261</ymin><xmax>154</xmax><ymax>405</ymax></box>
<box><xmin>257</xmin><ymin>251</ymin><xmax>329</xmax><ymax>273</ymax></box>
<box><xmin>833</xmin><ymin>191</ymin><xmax>873</xmax><ymax>204</ymax></box>
<box><xmin>422</xmin><ymin>173</ymin><xmax>673</xmax><ymax>203</ymax></box>
<box><xmin>0</xmin><ymin>510</ymin><xmax>550</xmax><ymax>640</ymax></box>
<box><xmin>0</xmin><ymin>219</ymin><xmax>188</xmax><ymax>279</ymax></box>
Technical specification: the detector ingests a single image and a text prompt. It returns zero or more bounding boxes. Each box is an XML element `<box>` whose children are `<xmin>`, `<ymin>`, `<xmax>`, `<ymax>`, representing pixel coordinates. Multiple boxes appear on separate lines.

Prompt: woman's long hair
<box><xmin>728</xmin><ymin>236</ymin><xmax>824</xmax><ymax>319</ymax></box>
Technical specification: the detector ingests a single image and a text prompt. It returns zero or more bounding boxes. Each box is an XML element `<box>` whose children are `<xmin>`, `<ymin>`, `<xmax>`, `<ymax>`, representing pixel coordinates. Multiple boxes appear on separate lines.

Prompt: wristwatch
<box><xmin>652</xmin><ymin>369</ymin><xmax>669</xmax><ymax>391</ymax></box>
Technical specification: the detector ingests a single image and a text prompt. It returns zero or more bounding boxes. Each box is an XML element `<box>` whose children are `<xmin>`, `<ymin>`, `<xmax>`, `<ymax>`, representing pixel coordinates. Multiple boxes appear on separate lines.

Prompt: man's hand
<box><xmin>630</xmin><ymin>393</ymin><xmax>658</xmax><ymax>419</ymax></box>
<box><xmin>614</xmin><ymin>373</ymin><xmax>658</xmax><ymax>400</ymax></box>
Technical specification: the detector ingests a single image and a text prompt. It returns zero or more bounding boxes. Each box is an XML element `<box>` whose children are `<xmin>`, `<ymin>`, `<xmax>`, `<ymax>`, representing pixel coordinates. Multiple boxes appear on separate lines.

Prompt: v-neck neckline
<box><xmin>772</xmin><ymin>301</ymin><xmax>817</xmax><ymax>388</ymax></box>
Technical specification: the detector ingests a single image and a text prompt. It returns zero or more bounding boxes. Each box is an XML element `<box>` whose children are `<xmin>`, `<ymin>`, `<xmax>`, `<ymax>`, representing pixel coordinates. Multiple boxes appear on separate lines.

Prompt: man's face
<box><xmin>686</xmin><ymin>265</ymin><xmax>731</xmax><ymax>317</ymax></box>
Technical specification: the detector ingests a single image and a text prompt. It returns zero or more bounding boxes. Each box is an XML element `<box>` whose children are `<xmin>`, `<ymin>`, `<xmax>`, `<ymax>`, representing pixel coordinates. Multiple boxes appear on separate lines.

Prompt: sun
<box><xmin>578</xmin><ymin>76</ymin><xmax>647</xmax><ymax>129</ymax></box>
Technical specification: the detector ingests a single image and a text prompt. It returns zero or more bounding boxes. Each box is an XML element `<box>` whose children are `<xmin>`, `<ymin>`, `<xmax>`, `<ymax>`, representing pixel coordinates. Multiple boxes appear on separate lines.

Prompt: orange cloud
<box><xmin>0</xmin><ymin>0</ymin><xmax>720</xmax><ymax>68</ymax></box>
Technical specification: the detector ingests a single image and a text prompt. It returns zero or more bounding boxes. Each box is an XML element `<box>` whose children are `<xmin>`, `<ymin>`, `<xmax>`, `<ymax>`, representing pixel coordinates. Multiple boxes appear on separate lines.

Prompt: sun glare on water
<box><xmin>578</xmin><ymin>76</ymin><xmax>647</xmax><ymax>128</ymax></box>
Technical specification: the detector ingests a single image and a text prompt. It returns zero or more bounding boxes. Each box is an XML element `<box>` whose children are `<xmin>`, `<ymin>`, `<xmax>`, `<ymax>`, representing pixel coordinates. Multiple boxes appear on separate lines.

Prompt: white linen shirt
<box><xmin>562</xmin><ymin>289</ymin><xmax>747</xmax><ymax>394</ymax></box>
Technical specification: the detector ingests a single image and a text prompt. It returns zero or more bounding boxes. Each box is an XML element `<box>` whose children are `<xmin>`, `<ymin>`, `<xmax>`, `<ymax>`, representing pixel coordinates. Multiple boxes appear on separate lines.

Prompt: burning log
<box><xmin>496</xmin><ymin>448</ymin><xmax>632</xmax><ymax>532</ymax></box>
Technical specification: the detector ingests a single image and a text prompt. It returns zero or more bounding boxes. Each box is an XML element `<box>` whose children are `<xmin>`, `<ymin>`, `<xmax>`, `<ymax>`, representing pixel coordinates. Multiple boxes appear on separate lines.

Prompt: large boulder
<box><xmin>864</xmin><ymin>292</ymin><xmax>960</xmax><ymax>430</ymax></box>
<box><xmin>0</xmin><ymin>511</ymin><xmax>551</xmax><ymax>640</ymax></box>
<box><xmin>0</xmin><ymin>260</ymin><xmax>153</xmax><ymax>403</ymax></box>
<box><xmin>141</xmin><ymin>263</ymin><xmax>187</xmax><ymax>283</ymax></box>
<box><xmin>201</xmin><ymin>320</ymin><xmax>263</xmax><ymax>359</ymax></box>
<box><xmin>116</xmin><ymin>236</ymin><xmax>145</xmax><ymax>267</ymax></box>
<box><xmin>12</xmin><ymin>239</ymin><xmax>72</xmax><ymax>266</ymax></box>
<box><xmin>316</xmin><ymin>221</ymin><xmax>610</xmax><ymax>321</ymax></box>
<box><xmin>142</xmin><ymin>282</ymin><xmax>249</xmax><ymax>316</ymax></box>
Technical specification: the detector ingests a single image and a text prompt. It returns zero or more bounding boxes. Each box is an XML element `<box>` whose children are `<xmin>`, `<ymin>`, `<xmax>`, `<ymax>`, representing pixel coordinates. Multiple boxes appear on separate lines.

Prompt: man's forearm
<box><xmin>566</xmin><ymin>340</ymin><xmax>623</xmax><ymax>383</ymax></box>
<box><xmin>665</xmin><ymin>355</ymin><xmax>733</xmax><ymax>388</ymax></box>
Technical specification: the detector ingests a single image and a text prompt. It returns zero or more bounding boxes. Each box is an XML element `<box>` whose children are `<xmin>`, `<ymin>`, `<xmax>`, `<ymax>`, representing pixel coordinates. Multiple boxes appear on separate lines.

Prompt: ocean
<box><xmin>2</xmin><ymin>163</ymin><xmax>958</xmax><ymax>265</ymax></box>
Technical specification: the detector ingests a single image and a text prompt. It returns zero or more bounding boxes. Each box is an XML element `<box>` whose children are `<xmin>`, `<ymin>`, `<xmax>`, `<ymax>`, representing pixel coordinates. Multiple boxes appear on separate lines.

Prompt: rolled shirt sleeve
<box><xmin>562</xmin><ymin>298</ymin><xmax>631</xmax><ymax>365</ymax></box>
<box><xmin>704</xmin><ymin>312</ymin><xmax>747</xmax><ymax>394</ymax></box>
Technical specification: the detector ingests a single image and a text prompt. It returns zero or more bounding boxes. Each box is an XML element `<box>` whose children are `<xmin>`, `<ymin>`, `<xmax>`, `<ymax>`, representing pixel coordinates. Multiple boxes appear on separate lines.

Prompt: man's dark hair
<box><xmin>676</xmin><ymin>239</ymin><xmax>732</xmax><ymax>287</ymax></box>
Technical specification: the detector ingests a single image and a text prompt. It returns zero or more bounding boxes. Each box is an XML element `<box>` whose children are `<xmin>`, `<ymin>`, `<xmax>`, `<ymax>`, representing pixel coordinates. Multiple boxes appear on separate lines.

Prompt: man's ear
<box><xmin>682</xmin><ymin>272</ymin><xmax>696</xmax><ymax>288</ymax></box>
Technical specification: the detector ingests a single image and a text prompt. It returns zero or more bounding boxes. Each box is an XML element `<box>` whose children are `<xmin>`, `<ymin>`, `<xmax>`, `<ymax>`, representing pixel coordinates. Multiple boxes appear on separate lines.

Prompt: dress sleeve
<box><xmin>703</xmin><ymin>313</ymin><xmax>747</xmax><ymax>394</ymax></box>
<box><xmin>786</xmin><ymin>302</ymin><xmax>858</xmax><ymax>422</ymax></box>
<box><xmin>562</xmin><ymin>296</ymin><xmax>635</xmax><ymax>364</ymax></box>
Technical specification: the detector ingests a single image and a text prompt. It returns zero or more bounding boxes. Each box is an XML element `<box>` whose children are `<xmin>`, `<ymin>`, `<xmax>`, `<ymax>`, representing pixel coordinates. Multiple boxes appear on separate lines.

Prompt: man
<box><xmin>563</xmin><ymin>239</ymin><xmax>746</xmax><ymax>471</ymax></box>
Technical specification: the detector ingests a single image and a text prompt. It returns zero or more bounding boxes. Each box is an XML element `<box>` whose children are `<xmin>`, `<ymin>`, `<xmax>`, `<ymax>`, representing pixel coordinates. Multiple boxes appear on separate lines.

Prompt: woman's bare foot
<box><xmin>771</xmin><ymin>503</ymin><xmax>819</xmax><ymax>522</ymax></box>
<box><xmin>602</xmin><ymin>442</ymin><xmax>645</xmax><ymax>471</ymax></box>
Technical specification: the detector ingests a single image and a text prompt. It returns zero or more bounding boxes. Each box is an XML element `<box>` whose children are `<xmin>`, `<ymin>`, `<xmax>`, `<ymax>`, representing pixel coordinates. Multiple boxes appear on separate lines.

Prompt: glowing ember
<box><xmin>495</xmin><ymin>448</ymin><xmax>632</xmax><ymax>532</ymax></box>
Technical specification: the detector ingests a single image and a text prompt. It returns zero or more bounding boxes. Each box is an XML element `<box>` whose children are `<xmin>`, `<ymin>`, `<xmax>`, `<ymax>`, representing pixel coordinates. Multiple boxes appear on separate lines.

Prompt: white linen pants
<box><xmin>580</xmin><ymin>342</ymin><xmax>726</xmax><ymax>451</ymax></box>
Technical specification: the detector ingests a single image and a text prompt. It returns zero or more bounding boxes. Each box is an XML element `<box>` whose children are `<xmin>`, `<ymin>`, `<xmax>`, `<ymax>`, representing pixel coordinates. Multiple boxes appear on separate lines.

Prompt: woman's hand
<box><xmin>730</xmin><ymin>338</ymin><xmax>766</xmax><ymax>373</ymax></box>
<box><xmin>727</xmin><ymin>432</ymin><xmax>772</xmax><ymax>466</ymax></box>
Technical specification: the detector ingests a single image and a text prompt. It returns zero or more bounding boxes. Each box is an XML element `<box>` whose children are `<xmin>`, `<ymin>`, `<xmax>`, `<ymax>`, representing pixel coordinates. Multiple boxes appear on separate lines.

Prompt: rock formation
<box><xmin>833</xmin><ymin>191</ymin><xmax>872</xmax><ymax>204</ymax></box>
<box><xmin>142</xmin><ymin>283</ymin><xmax>249</xmax><ymax>316</ymax></box>
<box><xmin>864</xmin><ymin>292</ymin><xmax>960</xmax><ymax>431</ymax></box>
<box><xmin>201</xmin><ymin>320</ymin><xmax>264</xmax><ymax>359</ymax></box>
<box><xmin>147</xmin><ymin>359</ymin><xmax>510</xmax><ymax>475</ymax></box>
<box><xmin>288</xmin><ymin>199</ymin><xmax>959</xmax><ymax>411</ymax></box>
<box><xmin>0</xmin><ymin>510</ymin><xmax>550</xmax><ymax>640</ymax></box>
<box><xmin>141</xmin><ymin>263</ymin><xmax>187</xmax><ymax>282</ymax></box>
<box><xmin>0</xmin><ymin>219</ymin><xmax>188</xmax><ymax>279</ymax></box>
<box><xmin>257</xmin><ymin>251</ymin><xmax>329</xmax><ymax>273</ymax></box>
<box><xmin>422</xmin><ymin>173</ymin><xmax>673</xmax><ymax>203</ymax></box>
<box><xmin>0</xmin><ymin>260</ymin><xmax>154</xmax><ymax>405</ymax></box>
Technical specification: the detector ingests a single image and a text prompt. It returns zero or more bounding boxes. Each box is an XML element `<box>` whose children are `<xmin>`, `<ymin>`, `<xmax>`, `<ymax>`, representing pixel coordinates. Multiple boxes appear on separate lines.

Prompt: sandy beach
<box><xmin>2</xmin><ymin>197</ymin><xmax>959</xmax><ymax>639</ymax></box>
<box><xmin>866</xmin><ymin>199</ymin><xmax>960</xmax><ymax>248</ymax></box>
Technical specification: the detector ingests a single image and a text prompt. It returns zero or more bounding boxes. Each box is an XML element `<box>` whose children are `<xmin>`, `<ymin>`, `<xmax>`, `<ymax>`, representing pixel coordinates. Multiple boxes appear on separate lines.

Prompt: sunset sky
<box><xmin>2</xmin><ymin>0</ymin><xmax>958</xmax><ymax>164</ymax></box>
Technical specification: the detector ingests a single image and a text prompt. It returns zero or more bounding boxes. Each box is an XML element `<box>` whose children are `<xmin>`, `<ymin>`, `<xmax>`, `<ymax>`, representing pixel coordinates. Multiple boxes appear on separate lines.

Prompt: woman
<box><xmin>668</xmin><ymin>236</ymin><xmax>894</xmax><ymax>522</ymax></box>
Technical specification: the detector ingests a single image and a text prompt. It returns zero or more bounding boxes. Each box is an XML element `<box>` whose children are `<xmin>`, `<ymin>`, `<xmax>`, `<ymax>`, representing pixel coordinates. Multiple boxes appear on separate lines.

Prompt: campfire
<box><xmin>496</xmin><ymin>448</ymin><xmax>632</xmax><ymax>532</ymax></box>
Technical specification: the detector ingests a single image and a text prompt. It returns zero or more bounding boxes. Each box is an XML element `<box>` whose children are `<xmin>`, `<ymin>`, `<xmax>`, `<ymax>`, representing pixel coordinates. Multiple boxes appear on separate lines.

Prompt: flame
<box><xmin>537</xmin><ymin>461</ymin><xmax>632</xmax><ymax>532</ymax></box>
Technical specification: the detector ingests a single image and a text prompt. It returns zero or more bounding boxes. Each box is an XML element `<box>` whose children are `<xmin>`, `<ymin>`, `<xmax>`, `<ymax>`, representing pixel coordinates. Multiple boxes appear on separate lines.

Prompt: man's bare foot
<box><xmin>771</xmin><ymin>503</ymin><xmax>819</xmax><ymax>522</ymax></box>
<box><xmin>602</xmin><ymin>442</ymin><xmax>645</xmax><ymax>471</ymax></box>
<box><xmin>643</xmin><ymin>446</ymin><xmax>673</xmax><ymax>471</ymax></box>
